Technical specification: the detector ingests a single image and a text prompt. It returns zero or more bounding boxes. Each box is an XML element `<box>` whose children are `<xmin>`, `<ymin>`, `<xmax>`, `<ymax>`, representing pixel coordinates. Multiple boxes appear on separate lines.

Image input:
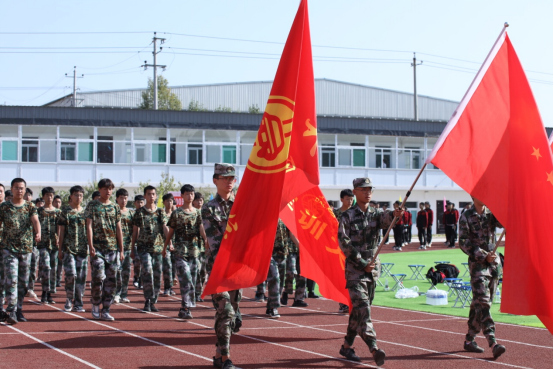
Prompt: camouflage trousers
<box><xmin>27</xmin><ymin>247</ymin><xmax>39</xmax><ymax>291</ymax></box>
<box><xmin>212</xmin><ymin>289</ymin><xmax>242</xmax><ymax>356</ymax></box>
<box><xmin>38</xmin><ymin>248</ymin><xmax>58</xmax><ymax>293</ymax></box>
<box><xmin>344</xmin><ymin>280</ymin><xmax>377</xmax><ymax>350</ymax></box>
<box><xmin>171</xmin><ymin>252</ymin><xmax>177</xmax><ymax>284</ymax></box>
<box><xmin>266</xmin><ymin>257</ymin><xmax>286</xmax><ymax>309</ymax></box>
<box><xmin>139</xmin><ymin>251</ymin><xmax>162</xmax><ymax>302</ymax></box>
<box><xmin>256</xmin><ymin>281</ymin><xmax>266</xmax><ymax>295</ymax></box>
<box><xmin>285</xmin><ymin>252</ymin><xmax>306</xmax><ymax>301</ymax></box>
<box><xmin>175</xmin><ymin>256</ymin><xmax>196</xmax><ymax>308</ymax></box>
<box><xmin>466</xmin><ymin>274</ymin><xmax>498</xmax><ymax>347</ymax></box>
<box><xmin>2</xmin><ymin>249</ymin><xmax>31</xmax><ymax>313</ymax></box>
<box><xmin>116</xmin><ymin>250</ymin><xmax>132</xmax><ymax>299</ymax></box>
<box><xmin>0</xmin><ymin>251</ymin><xmax>5</xmax><ymax>306</ymax></box>
<box><xmin>63</xmin><ymin>253</ymin><xmax>88</xmax><ymax>308</ymax></box>
<box><xmin>195</xmin><ymin>253</ymin><xmax>207</xmax><ymax>297</ymax></box>
<box><xmin>90</xmin><ymin>249</ymin><xmax>119</xmax><ymax>309</ymax></box>
<box><xmin>133</xmin><ymin>246</ymin><xmax>141</xmax><ymax>282</ymax></box>
<box><xmin>163</xmin><ymin>252</ymin><xmax>173</xmax><ymax>290</ymax></box>
<box><xmin>56</xmin><ymin>255</ymin><xmax>63</xmax><ymax>286</ymax></box>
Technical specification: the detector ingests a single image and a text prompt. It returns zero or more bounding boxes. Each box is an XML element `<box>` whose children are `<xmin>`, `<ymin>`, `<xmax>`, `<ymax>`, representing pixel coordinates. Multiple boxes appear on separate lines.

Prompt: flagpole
<box><xmin>492</xmin><ymin>229</ymin><xmax>506</xmax><ymax>254</ymax></box>
<box><xmin>370</xmin><ymin>163</ymin><xmax>427</xmax><ymax>264</ymax></box>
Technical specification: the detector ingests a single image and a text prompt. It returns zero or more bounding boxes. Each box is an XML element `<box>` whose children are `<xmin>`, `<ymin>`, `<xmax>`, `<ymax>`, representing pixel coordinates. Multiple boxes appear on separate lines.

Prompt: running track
<box><xmin>1</xmin><ymin>281</ymin><xmax>551</xmax><ymax>368</ymax></box>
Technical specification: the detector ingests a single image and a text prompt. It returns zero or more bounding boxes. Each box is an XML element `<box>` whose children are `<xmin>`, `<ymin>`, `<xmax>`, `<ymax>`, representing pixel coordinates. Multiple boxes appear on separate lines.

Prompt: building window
<box><xmin>1</xmin><ymin>141</ymin><xmax>18</xmax><ymax>161</ymax></box>
<box><xmin>240</xmin><ymin>144</ymin><xmax>253</xmax><ymax>165</ymax></box>
<box><xmin>60</xmin><ymin>142</ymin><xmax>76</xmax><ymax>161</ymax></box>
<box><xmin>152</xmin><ymin>143</ymin><xmax>166</xmax><ymax>163</ymax></box>
<box><xmin>135</xmin><ymin>144</ymin><xmax>148</xmax><ymax>163</ymax></box>
<box><xmin>206</xmin><ymin>145</ymin><xmax>221</xmax><ymax>163</ymax></box>
<box><xmin>97</xmin><ymin>136</ymin><xmax>113</xmax><ymax>164</ymax></box>
<box><xmin>22</xmin><ymin>139</ymin><xmax>38</xmax><ymax>162</ymax></box>
<box><xmin>353</xmin><ymin>149</ymin><xmax>365</xmax><ymax>167</ymax></box>
<box><xmin>114</xmin><ymin>142</ymin><xmax>131</xmax><ymax>164</ymax></box>
<box><xmin>222</xmin><ymin>146</ymin><xmax>236</xmax><ymax>164</ymax></box>
<box><xmin>338</xmin><ymin>149</ymin><xmax>351</xmax><ymax>166</ymax></box>
<box><xmin>78</xmin><ymin>142</ymin><xmax>93</xmax><ymax>162</ymax></box>
<box><xmin>321</xmin><ymin>147</ymin><xmax>335</xmax><ymax>167</ymax></box>
<box><xmin>188</xmin><ymin>144</ymin><xmax>202</xmax><ymax>165</ymax></box>
<box><xmin>375</xmin><ymin>147</ymin><xmax>391</xmax><ymax>168</ymax></box>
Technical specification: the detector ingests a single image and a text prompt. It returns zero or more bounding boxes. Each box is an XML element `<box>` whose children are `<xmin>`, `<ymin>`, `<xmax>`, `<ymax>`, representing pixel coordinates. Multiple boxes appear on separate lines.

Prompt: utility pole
<box><xmin>65</xmin><ymin>66</ymin><xmax>84</xmax><ymax>107</ymax></box>
<box><xmin>411</xmin><ymin>53</ymin><xmax>423</xmax><ymax>121</ymax></box>
<box><xmin>142</xmin><ymin>32</ymin><xmax>166</xmax><ymax>110</ymax></box>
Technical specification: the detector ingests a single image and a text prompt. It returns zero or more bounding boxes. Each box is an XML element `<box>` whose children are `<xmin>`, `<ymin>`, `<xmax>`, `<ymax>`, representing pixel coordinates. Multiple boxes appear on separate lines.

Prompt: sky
<box><xmin>0</xmin><ymin>1</ymin><xmax>552</xmax><ymax>126</ymax></box>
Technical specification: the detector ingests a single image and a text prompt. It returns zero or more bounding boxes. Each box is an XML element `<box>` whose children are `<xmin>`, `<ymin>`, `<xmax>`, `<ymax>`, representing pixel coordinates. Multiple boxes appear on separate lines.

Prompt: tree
<box><xmin>139</xmin><ymin>76</ymin><xmax>182</xmax><ymax>110</ymax></box>
<box><xmin>248</xmin><ymin>104</ymin><xmax>261</xmax><ymax>114</ymax></box>
<box><xmin>187</xmin><ymin>100</ymin><xmax>209</xmax><ymax>112</ymax></box>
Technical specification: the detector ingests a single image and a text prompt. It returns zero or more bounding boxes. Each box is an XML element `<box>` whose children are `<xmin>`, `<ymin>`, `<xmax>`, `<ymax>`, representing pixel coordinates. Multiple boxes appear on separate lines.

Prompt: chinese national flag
<box><xmin>427</xmin><ymin>27</ymin><xmax>553</xmax><ymax>332</ymax></box>
<box><xmin>203</xmin><ymin>0</ymin><xmax>350</xmax><ymax>307</ymax></box>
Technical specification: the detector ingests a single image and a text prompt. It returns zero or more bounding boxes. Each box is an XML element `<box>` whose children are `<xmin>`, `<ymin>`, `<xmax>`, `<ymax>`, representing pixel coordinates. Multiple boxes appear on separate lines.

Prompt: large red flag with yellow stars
<box><xmin>203</xmin><ymin>0</ymin><xmax>350</xmax><ymax>307</ymax></box>
<box><xmin>427</xmin><ymin>26</ymin><xmax>553</xmax><ymax>332</ymax></box>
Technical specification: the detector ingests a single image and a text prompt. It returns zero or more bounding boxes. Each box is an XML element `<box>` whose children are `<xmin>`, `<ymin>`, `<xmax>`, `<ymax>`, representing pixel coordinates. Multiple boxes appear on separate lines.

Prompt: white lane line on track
<box><xmin>0</xmin><ymin>322</ymin><xmax>101</xmax><ymax>368</ymax></box>
<box><xmin>31</xmin><ymin>300</ymin><xmax>213</xmax><ymax>363</ymax></box>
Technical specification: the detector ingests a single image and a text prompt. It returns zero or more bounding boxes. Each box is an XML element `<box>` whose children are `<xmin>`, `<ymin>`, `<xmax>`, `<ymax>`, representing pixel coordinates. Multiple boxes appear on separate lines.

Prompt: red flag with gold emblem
<box><xmin>426</xmin><ymin>26</ymin><xmax>553</xmax><ymax>332</ymax></box>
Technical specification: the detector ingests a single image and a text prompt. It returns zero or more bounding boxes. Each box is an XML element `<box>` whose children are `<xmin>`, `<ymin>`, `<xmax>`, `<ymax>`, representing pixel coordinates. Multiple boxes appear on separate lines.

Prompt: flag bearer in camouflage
<box><xmin>0</xmin><ymin>178</ymin><xmax>41</xmax><ymax>324</ymax></box>
<box><xmin>282</xmin><ymin>229</ymin><xmax>306</xmax><ymax>307</ymax></box>
<box><xmin>85</xmin><ymin>178</ymin><xmax>124</xmax><ymax>321</ymax></box>
<box><xmin>131</xmin><ymin>186</ymin><xmax>168</xmax><ymax>313</ymax></box>
<box><xmin>132</xmin><ymin>194</ymin><xmax>145</xmax><ymax>289</ymax></box>
<box><xmin>338</xmin><ymin>178</ymin><xmax>402</xmax><ymax>366</ymax></box>
<box><xmin>114</xmin><ymin>188</ymin><xmax>134</xmax><ymax>304</ymax></box>
<box><xmin>334</xmin><ymin>189</ymin><xmax>354</xmax><ymax>314</ymax></box>
<box><xmin>164</xmin><ymin>184</ymin><xmax>207</xmax><ymax>319</ymax></box>
<box><xmin>193</xmin><ymin>191</ymin><xmax>207</xmax><ymax>302</ymax></box>
<box><xmin>162</xmin><ymin>193</ymin><xmax>176</xmax><ymax>296</ymax></box>
<box><xmin>37</xmin><ymin>187</ymin><xmax>61</xmax><ymax>304</ymax></box>
<box><xmin>265</xmin><ymin>219</ymin><xmax>290</xmax><ymax>319</ymax></box>
<box><xmin>459</xmin><ymin>197</ymin><xmax>506</xmax><ymax>359</ymax></box>
<box><xmin>0</xmin><ymin>183</ymin><xmax>5</xmax><ymax>311</ymax></box>
<box><xmin>57</xmin><ymin>186</ymin><xmax>88</xmax><ymax>312</ymax></box>
<box><xmin>53</xmin><ymin>195</ymin><xmax>64</xmax><ymax>288</ymax></box>
<box><xmin>202</xmin><ymin>163</ymin><xmax>240</xmax><ymax>369</ymax></box>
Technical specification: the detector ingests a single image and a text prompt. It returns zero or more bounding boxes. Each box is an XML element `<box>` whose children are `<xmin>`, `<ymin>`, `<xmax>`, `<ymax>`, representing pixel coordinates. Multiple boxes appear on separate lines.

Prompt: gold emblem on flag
<box><xmin>247</xmin><ymin>96</ymin><xmax>294</xmax><ymax>174</ymax></box>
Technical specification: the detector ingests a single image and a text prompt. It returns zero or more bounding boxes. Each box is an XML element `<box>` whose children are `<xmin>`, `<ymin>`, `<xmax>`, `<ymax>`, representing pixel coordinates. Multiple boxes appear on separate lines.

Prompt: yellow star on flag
<box><xmin>547</xmin><ymin>171</ymin><xmax>553</xmax><ymax>185</ymax></box>
<box><xmin>531</xmin><ymin>147</ymin><xmax>542</xmax><ymax>160</ymax></box>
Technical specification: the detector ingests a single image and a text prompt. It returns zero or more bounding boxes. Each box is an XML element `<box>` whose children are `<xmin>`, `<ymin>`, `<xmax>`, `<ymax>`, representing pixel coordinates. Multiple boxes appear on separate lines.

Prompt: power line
<box><xmin>0</xmin><ymin>31</ymin><xmax>153</xmax><ymax>35</ymax></box>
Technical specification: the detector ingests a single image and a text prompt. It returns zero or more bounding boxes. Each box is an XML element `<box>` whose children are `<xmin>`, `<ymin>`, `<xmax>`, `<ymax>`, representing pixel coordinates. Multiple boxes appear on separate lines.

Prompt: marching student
<box><xmin>0</xmin><ymin>178</ymin><xmax>41</xmax><ymax>324</ymax></box>
<box><xmin>162</xmin><ymin>193</ymin><xmax>175</xmax><ymax>296</ymax></box>
<box><xmin>53</xmin><ymin>195</ymin><xmax>62</xmax><ymax>209</ymax></box>
<box><xmin>53</xmin><ymin>194</ymin><xmax>64</xmax><ymax>288</ymax></box>
<box><xmin>193</xmin><ymin>191</ymin><xmax>207</xmax><ymax>302</ymax></box>
<box><xmin>85</xmin><ymin>178</ymin><xmax>124</xmax><ymax>321</ymax></box>
<box><xmin>164</xmin><ymin>184</ymin><xmax>207</xmax><ymax>319</ymax></box>
<box><xmin>265</xmin><ymin>219</ymin><xmax>290</xmax><ymax>319</ymax></box>
<box><xmin>0</xmin><ymin>184</ymin><xmax>5</xmax><ymax>310</ymax></box>
<box><xmin>132</xmin><ymin>194</ymin><xmax>145</xmax><ymax>289</ymax></box>
<box><xmin>57</xmin><ymin>186</ymin><xmax>88</xmax><ymax>312</ymax></box>
<box><xmin>131</xmin><ymin>186</ymin><xmax>168</xmax><ymax>313</ymax></box>
<box><xmin>333</xmin><ymin>189</ymin><xmax>354</xmax><ymax>314</ymax></box>
<box><xmin>443</xmin><ymin>202</ymin><xmax>460</xmax><ymax>248</ymax></box>
<box><xmin>114</xmin><ymin>189</ymin><xmax>134</xmax><ymax>304</ymax></box>
<box><xmin>36</xmin><ymin>187</ymin><xmax>61</xmax><ymax>303</ymax></box>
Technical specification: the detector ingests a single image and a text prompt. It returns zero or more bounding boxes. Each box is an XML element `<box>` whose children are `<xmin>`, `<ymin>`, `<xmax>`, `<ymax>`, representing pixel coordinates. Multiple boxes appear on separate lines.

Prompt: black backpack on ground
<box><xmin>435</xmin><ymin>263</ymin><xmax>460</xmax><ymax>279</ymax></box>
<box><xmin>426</xmin><ymin>267</ymin><xmax>445</xmax><ymax>286</ymax></box>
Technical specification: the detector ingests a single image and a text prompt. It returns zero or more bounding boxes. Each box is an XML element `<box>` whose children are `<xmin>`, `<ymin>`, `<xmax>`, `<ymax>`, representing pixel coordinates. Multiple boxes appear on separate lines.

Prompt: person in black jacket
<box><xmin>424</xmin><ymin>202</ymin><xmax>434</xmax><ymax>248</ymax></box>
<box><xmin>416</xmin><ymin>203</ymin><xmax>428</xmax><ymax>249</ymax></box>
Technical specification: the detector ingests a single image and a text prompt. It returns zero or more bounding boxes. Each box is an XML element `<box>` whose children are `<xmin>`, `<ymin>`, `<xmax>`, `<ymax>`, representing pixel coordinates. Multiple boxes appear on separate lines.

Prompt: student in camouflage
<box><xmin>282</xmin><ymin>230</ymin><xmax>306</xmax><ymax>307</ymax></box>
<box><xmin>0</xmin><ymin>183</ymin><xmax>5</xmax><ymax>311</ymax></box>
<box><xmin>337</xmin><ymin>178</ymin><xmax>402</xmax><ymax>367</ymax></box>
<box><xmin>265</xmin><ymin>219</ymin><xmax>290</xmax><ymax>319</ymax></box>
<box><xmin>202</xmin><ymin>163</ymin><xmax>240</xmax><ymax>369</ymax></box>
<box><xmin>114</xmin><ymin>188</ymin><xmax>134</xmax><ymax>304</ymax></box>
<box><xmin>53</xmin><ymin>194</ymin><xmax>64</xmax><ymax>288</ymax></box>
<box><xmin>164</xmin><ymin>184</ymin><xmax>207</xmax><ymax>319</ymax></box>
<box><xmin>26</xmin><ymin>187</ymin><xmax>40</xmax><ymax>300</ymax></box>
<box><xmin>57</xmin><ymin>185</ymin><xmax>88</xmax><ymax>312</ymax></box>
<box><xmin>334</xmin><ymin>189</ymin><xmax>354</xmax><ymax>314</ymax></box>
<box><xmin>459</xmin><ymin>198</ymin><xmax>506</xmax><ymax>359</ymax></box>
<box><xmin>162</xmin><ymin>193</ymin><xmax>176</xmax><ymax>296</ymax></box>
<box><xmin>0</xmin><ymin>178</ymin><xmax>41</xmax><ymax>324</ymax></box>
<box><xmin>131</xmin><ymin>186</ymin><xmax>168</xmax><ymax>313</ymax></box>
<box><xmin>193</xmin><ymin>192</ymin><xmax>207</xmax><ymax>302</ymax></box>
<box><xmin>132</xmin><ymin>194</ymin><xmax>145</xmax><ymax>289</ymax></box>
<box><xmin>37</xmin><ymin>187</ymin><xmax>61</xmax><ymax>304</ymax></box>
<box><xmin>85</xmin><ymin>178</ymin><xmax>124</xmax><ymax>321</ymax></box>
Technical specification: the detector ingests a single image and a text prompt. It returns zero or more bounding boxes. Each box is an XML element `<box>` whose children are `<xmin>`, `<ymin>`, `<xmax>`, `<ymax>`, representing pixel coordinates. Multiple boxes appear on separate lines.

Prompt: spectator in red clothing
<box><xmin>393</xmin><ymin>201</ymin><xmax>404</xmax><ymax>251</ymax></box>
<box><xmin>416</xmin><ymin>203</ymin><xmax>428</xmax><ymax>249</ymax></box>
<box><xmin>443</xmin><ymin>203</ymin><xmax>460</xmax><ymax>248</ymax></box>
<box><xmin>424</xmin><ymin>201</ymin><xmax>433</xmax><ymax>247</ymax></box>
<box><xmin>402</xmin><ymin>207</ymin><xmax>412</xmax><ymax>246</ymax></box>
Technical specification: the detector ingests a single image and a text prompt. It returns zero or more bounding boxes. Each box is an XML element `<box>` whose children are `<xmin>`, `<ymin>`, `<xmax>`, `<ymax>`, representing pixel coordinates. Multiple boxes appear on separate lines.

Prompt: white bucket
<box><xmin>426</xmin><ymin>290</ymin><xmax>448</xmax><ymax>306</ymax></box>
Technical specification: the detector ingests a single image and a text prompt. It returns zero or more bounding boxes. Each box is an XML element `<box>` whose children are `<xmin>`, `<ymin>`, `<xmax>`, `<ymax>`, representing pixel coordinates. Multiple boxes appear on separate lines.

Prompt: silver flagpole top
<box><xmin>504</xmin><ymin>22</ymin><xmax>509</xmax><ymax>27</ymax></box>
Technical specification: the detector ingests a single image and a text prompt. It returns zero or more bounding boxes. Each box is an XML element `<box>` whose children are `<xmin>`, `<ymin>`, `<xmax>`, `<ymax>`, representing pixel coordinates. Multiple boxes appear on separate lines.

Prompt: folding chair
<box><xmin>443</xmin><ymin>278</ymin><xmax>463</xmax><ymax>297</ymax></box>
<box><xmin>453</xmin><ymin>285</ymin><xmax>472</xmax><ymax>308</ymax></box>
<box><xmin>408</xmin><ymin>264</ymin><xmax>426</xmax><ymax>280</ymax></box>
<box><xmin>461</xmin><ymin>262</ymin><xmax>469</xmax><ymax>277</ymax></box>
<box><xmin>390</xmin><ymin>273</ymin><xmax>406</xmax><ymax>291</ymax></box>
<box><xmin>377</xmin><ymin>262</ymin><xmax>395</xmax><ymax>287</ymax></box>
<box><xmin>434</xmin><ymin>261</ymin><xmax>450</xmax><ymax>265</ymax></box>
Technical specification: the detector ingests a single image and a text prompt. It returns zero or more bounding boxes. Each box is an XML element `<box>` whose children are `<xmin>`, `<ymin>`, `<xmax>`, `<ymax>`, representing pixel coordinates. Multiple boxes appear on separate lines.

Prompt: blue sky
<box><xmin>1</xmin><ymin>0</ymin><xmax>552</xmax><ymax>126</ymax></box>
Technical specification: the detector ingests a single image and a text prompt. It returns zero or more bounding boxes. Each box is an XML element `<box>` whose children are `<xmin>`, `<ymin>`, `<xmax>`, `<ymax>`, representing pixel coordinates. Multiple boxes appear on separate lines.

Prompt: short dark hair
<box><xmin>424</xmin><ymin>201</ymin><xmax>430</xmax><ymax>205</ymax></box>
<box><xmin>134</xmin><ymin>195</ymin><xmax>145</xmax><ymax>202</ymax></box>
<box><xmin>162</xmin><ymin>193</ymin><xmax>174</xmax><ymax>202</ymax></box>
<box><xmin>394</xmin><ymin>201</ymin><xmax>401</xmax><ymax>206</ymax></box>
<box><xmin>92</xmin><ymin>191</ymin><xmax>100</xmax><ymax>199</ymax></box>
<box><xmin>116</xmin><ymin>188</ymin><xmax>129</xmax><ymax>198</ymax></box>
<box><xmin>41</xmin><ymin>187</ymin><xmax>55</xmax><ymax>196</ymax></box>
<box><xmin>98</xmin><ymin>178</ymin><xmax>114</xmax><ymax>189</ymax></box>
<box><xmin>143</xmin><ymin>185</ymin><xmax>156</xmax><ymax>195</ymax></box>
<box><xmin>194</xmin><ymin>192</ymin><xmax>204</xmax><ymax>201</ymax></box>
<box><xmin>419</xmin><ymin>202</ymin><xmax>425</xmax><ymax>206</ymax></box>
<box><xmin>369</xmin><ymin>200</ymin><xmax>377</xmax><ymax>205</ymax></box>
<box><xmin>70</xmin><ymin>185</ymin><xmax>84</xmax><ymax>195</ymax></box>
<box><xmin>35</xmin><ymin>197</ymin><xmax>44</xmax><ymax>204</ymax></box>
<box><xmin>54</xmin><ymin>195</ymin><xmax>61</xmax><ymax>200</ymax></box>
<box><xmin>340</xmin><ymin>189</ymin><xmax>354</xmax><ymax>199</ymax></box>
<box><xmin>5</xmin><ymin>190</ymin><xmax>12</xmax><ymax>197</ymax></box>
<box><xmin>0</xmin><ymin>183</ymin><xmax>4</xmax><ymax>190</ymax></box>
<box><xmin>25</xmin><ymin>188</ymin><xmax>33</xmax><ymax>195</ymax></box>
<box><xmin>12</xmin><ymin>178</ymin><xmax>27</xmax><ymax>188</ymax></box>
<box><xmin>180</xmin><ymin>184</ymin><xmax>195</xmax><ymax>194</ymax></box>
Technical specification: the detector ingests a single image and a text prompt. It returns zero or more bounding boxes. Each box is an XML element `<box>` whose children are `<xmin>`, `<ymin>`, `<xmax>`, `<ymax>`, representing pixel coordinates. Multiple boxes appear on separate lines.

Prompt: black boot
<box><xmin>16</xmin><ymin>310</ymin><xmax>27</xmax><ymax>322</ymax></box>
<box><xmin>280</xmin><ymin>292</ymin><xmax>288</xmax><ymax>306</ymax></box>
<box><xmin>150</xmin><ymin>299</ymin><xmax>159</xmax><ymax>312</ymax></box>
<box><xmin>143</xmin><ymin>300</ymin><xmax>151</xmax><ymax>312</ymax></box>
<box><xmin>6</xmin><ymin>310</ymin><xmax>18</xmax><ymax>325</ymax></box>
<box><xmin>41</xmin><ymin>291</ymin><xmax>47</xmax><ymax>303</ymax></box>
<box><xmin>46</xmin><ymin>292</ymin><xmax>55</xmax><ymax>304</ymax></box>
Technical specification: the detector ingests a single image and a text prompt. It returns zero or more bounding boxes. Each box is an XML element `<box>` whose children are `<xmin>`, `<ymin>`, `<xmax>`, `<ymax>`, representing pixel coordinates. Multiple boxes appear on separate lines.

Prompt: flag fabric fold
<box><xmin>427</xmin><ymin>27</ymin><xmax>553</xmax><ymax>332</ymax></box>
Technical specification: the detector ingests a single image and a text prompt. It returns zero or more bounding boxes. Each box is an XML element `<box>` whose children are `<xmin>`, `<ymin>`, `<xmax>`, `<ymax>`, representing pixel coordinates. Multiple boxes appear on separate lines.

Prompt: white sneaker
<box><xmin>72</xmin><ymin>306</ymin><xmax>85</xmax><ymax>313</ymax></box>
<box><xmin>120</xmin><ymin>297</ymin><xmax>130</xmax><ymax>303</ymax></box>
<box><xmin>28</xmin><ymin>290</ymin><xmax>37</xmax><ymax>299</ymax></box>
<box><xmin>101</xmin><ymin>310</ymin><xmax>115</xmax><ymax>321</ymax></box>
<box><xmin>113</xmin><ymin>295</ymin><xmax>120</xmax><ymax>304</ymax></box>
<box><xmin>64</xmin><ymin>298</ymin><xmax>72</xmax><ymax>312</ymax></box>
<box><xmin>91</xmin><ymin>304</ymin><xmax>101</xmax><ymax>320</ymax></box>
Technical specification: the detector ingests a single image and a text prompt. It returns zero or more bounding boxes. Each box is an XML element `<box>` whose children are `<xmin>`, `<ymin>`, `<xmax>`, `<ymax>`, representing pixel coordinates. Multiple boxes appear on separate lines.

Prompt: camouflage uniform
<box><xmin>27</xmin><ymin>244</ymin><xmax>39</xmax><ymax>293</ymax></box>
<box><xmin>459</xmin><ymin>205</ymin><xmax>503</xmax><ymax>347</ymax></box>
<box><xmin>202</xmin><ymin>163</ymin><xmax>241</xmax><ymax>357</ymax></box>
<box><xmin>284</xmin><ymin>228</ymin><xmax>306</xmax><ymax>302</ymax></box>
<box><xmin>116</xmin><ymin>209</ymin><xmax>134</xmax><ymax>299</ymax></box>
<box><xmin>338</xmin><ymin>178</ymin><xmax>393</xmax><ymax>351</ymax></box>
<box><xmin>195</xmin><ymin>233</ymin><xmax>208</xmax><ymax>298</ymax></box>
<box><xmin>0</xmin><ymin>222</ymin><xmax>4</xmax><ymax>309</ymax></box>
<box><xmin>58</xmin><ymin>206</ymin><xmax>88</xmax><ymax>309</ymax></box>
<box><xmin>133</xmin><ymin>207</ymin><xmax>166</xmax><ymax>303</ymax></box>
<box><xmin>162</xmin><ymin>242</ymin><xmax>173</xmax><ymax>291</ymax></box>
<box><xmin>37</xmin><ymin>207</ymin><xmax>61</xmax><ymax>293</ymax></box>
<box><xmin>0</xmin><ymin>201</ymin><xmax>37</xmax><ymax>313</ymax></box>
<box><xmin>266</xmin><ymin>220</ymin><xmax>289</xmax><ymax>309</ymax></box>
<box><xmin>334</xmin><ymin>207</ymin><xmax>349</xmax><ymax>312</ymax></box>
<box><xmin>84</xmin><ymin>200</ymin><xmax>121</xmax><ymax>310</ymax></box>
<box><xmin>168</xmin><ymin>207</ymin><xmax>203</xmax><ymax>308</ymax></box>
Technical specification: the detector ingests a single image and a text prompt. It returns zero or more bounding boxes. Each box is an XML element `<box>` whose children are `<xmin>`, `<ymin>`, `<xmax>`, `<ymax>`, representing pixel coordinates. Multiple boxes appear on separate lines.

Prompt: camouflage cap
<box><xmin>214</xmin><ymin>163</ymin><xmax>236</xmax><ymax>177</ymax></box>
<box><xmin>353</xmin><ymin>177</ymin><xmax>374</xmax><ymax>189</ymax></box>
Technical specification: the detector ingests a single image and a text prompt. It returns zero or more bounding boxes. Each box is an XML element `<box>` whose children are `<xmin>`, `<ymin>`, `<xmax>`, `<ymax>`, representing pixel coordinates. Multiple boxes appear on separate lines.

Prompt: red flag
<box><xmin>427</xmin><ymin>26</ymin><xmax>553</xmax><ymax>332</ymax></box>
<box><xmin>203</xmin><ymin>0</ymin><xmax>331</xmax><ymax>296</ymax></box>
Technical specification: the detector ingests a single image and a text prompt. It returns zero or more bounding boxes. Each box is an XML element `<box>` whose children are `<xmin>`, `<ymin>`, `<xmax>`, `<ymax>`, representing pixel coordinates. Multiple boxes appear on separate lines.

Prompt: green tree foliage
<box><xmin>215</xmin><ymin>105</ymin><xmax>232</xmax><ymax>113</ymax></box>
<box><xmin>248</xmin><ymin>104</ymin><xmax>261</xmax><ymax>114</ymax></box>
<box><xmin>187</xmin><ymin>100</ymin><xmax>209</xmax><ymax>112</ymax></box>
<box><xmin>137</xmin><ymin>172</ymin><xmax>183</xmax><ymax>200</ymax></box>
<box><xmin>139</xmin><ymin>76</ymin><xmax>182</xmax><ymax>110</ymax></box>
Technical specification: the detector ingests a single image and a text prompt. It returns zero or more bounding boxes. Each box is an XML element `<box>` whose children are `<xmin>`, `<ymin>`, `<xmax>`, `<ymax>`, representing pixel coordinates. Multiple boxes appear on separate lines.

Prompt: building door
<box><xmin>436</xmin><ymin>200</ymin><xmax>446</xmax><ymax>234</ymax></box>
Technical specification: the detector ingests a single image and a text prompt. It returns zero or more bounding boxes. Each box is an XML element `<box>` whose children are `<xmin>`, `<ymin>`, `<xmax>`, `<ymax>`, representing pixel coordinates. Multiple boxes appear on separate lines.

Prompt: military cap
<box><xmin>214</xmin><ymin>163</ymin><xmax>236</xmax><ymax>177</ymax></box>
<box><xmin>352</xmin><ymin>177</ymin><xmax>374</xmax><ymax>189</ymax></box>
